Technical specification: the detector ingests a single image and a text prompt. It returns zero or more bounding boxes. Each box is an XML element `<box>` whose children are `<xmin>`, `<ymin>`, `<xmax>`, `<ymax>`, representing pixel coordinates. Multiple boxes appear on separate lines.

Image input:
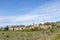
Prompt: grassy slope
<box><xmin>0</xmin><ymin>30</ymin><xmax>53</xmax><ymax>40</ymax></box>
<box><xmin>51</xmin><ymin>33</ymin><xmax>60</xmax><ymax>40</ymax></box>
<box><xmin>0</xmin><ymin>28</ymin><xmax>60</xmax><ymax>40</ymax></box>
<box><xmin>0</xmin><ymin>31</ymin><xmax>42</xmax><ymax>40</ymax></box>
<box><xmin>0</xmin><ymin>30</ymin><xmax>51</xmax><ymax>40</ymax></box>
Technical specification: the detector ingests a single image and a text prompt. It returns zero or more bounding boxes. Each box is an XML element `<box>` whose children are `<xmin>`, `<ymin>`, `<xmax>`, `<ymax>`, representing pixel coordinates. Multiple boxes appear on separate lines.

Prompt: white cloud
<box><xmin>0</xmin><ymin>14</ymin><xmax>41</xmax><ymax>22</ymax></box>
<box><xmin>0</xmin><ymin>13</ymin><xmax>53</xmax><ymax>23</ymax></box>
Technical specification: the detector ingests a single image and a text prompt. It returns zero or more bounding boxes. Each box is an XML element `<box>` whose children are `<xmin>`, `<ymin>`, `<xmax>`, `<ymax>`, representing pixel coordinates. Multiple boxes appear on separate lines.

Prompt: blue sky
<box><xmin>0</xmin><ymin>0</ymin><xmax>60</xmax><ymax>27</ymax></box>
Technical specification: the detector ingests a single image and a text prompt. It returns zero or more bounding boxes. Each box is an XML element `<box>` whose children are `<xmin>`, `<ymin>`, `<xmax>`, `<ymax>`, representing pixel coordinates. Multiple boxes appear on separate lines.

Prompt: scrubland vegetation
<box><xmin>0</xmin><ymin>21</ymin><xmax>60</xmax><ymax>40</ymax></box>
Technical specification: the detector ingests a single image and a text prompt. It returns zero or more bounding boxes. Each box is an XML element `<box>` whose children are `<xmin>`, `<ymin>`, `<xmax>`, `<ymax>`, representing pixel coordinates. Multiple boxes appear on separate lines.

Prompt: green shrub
<box><xmin>0</xmin><ymin>28</ymin><xmax>2</xmax><ymax>31</ymax></box>
<box><xmin>50</xmin><ymin>29</ymin><xmax>54</xmax><ymax>32</ymax></box>
<box><xmin>6</xmin><ymin>35</ymin><xmax>10</xmax><ymax>38</ymax></box>
<box><xmin>30</xmin><ymin>28</ymin><xmax>35</xmax><ymax>31</ymax></box>
<box><xmin>4</xmin><ymin>26</ymin><xmax>9</xmax><ymax>31</ymax></box>
<box><xmin>2</xmin><ymin>32</ymin><xmax>4</xmax><ymax>35</ymax></box>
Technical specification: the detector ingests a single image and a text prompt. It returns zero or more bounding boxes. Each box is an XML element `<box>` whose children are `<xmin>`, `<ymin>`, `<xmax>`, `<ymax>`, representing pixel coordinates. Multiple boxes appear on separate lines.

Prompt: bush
<box><xmin>0</xmin><ymin>28</ymin><xmax>2</xmax><ymax>31</ymax></box>
<box><xmin>4</xmin><ymin>26</ymin><xmax>9</xmax><ymax>31</ymax></box>
<box><xmin>6</xmin><ymin>35</ymin><xmax>10</xmax><ymax>38</ymax></box>
<box><xmin>30</xmin><ymin>27</ymin><xmax>39</xmax><ymax>31</ymax></box>
<box><xmin>30</xmin><ymin>28</ymin><xmax>35</xmax><ymax>31</ymax></box>
<box><xmin>49</xmin><ymin>29</ymin><xmax>54</xmax><ymax>32</ymax></box>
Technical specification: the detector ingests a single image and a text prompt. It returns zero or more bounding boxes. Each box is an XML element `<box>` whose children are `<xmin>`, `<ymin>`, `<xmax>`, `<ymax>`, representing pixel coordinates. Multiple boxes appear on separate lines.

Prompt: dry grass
<box><xmin>0</xmin><ymin>27</ymin><xmax>60</xmax><ymax>40</ymax></box>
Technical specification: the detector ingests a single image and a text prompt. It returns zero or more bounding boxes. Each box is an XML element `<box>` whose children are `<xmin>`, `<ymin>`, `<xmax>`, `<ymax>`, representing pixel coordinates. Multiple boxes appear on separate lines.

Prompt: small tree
<box><xmin>4</xmin><ymin>26</ymin><xmax>9</xmax><ymax>31</ymax></box>
<box><xmin>30</xmin><ymin>28</ymin><xmax>35</xmax><ymax>31</ymax></box>
<box><xmin>0</xmin><ymin>28</ymin><xmax>2</xmax><ymax>31</ymax></box>
<box><xmin>43</xmin><ymin>22</ymin><xmax>51</xmax><ymax>25</ymax></box>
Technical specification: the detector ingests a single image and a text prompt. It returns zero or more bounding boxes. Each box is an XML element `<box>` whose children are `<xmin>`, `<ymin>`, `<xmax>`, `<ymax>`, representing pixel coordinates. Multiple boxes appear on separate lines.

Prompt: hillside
<box><xmin>0</xmin><ymin>27</ymin><xmax>60</xmax><ymax>40</ymax></box>
<box><xmin>0</xmin><ymin>21</ymin><xmax>60</xmax><ymax>40</ymax></box>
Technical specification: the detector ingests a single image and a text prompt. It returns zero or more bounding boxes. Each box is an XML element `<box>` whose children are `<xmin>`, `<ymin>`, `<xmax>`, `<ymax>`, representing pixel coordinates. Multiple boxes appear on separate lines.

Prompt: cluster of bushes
<box><xmin>0</xmin><ymin>26</ymin><xmax>9</xmax><ymax>31</ymax></box>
